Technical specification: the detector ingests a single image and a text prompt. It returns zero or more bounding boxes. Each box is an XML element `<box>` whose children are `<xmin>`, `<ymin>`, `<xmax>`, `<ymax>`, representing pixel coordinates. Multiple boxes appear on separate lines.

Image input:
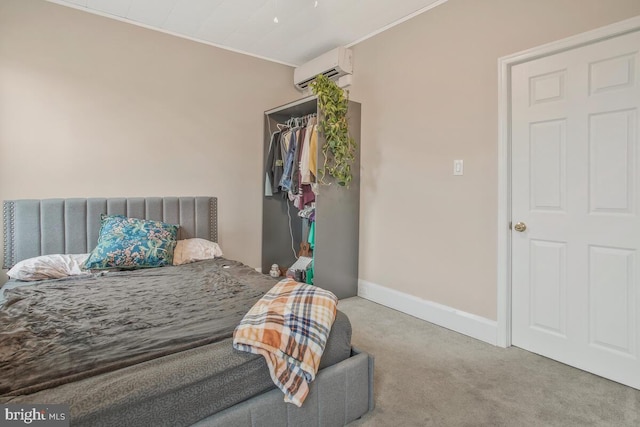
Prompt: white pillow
<box><xmin>173</xmin><ymin>238</ymin><xmax>223</xmax><ymax>266</ymax></box>
<box><xmin>7</xmin><ymin>254</ymin><xmax>90</xmax><ymax>281</ymax></box>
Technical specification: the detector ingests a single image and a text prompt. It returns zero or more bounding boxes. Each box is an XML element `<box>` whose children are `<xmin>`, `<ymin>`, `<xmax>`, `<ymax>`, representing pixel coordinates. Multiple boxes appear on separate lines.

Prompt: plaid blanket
<box><xmin>233</xmin><ymin>278</ymin><xmax>338</xmax><ymax>406</ymax></box>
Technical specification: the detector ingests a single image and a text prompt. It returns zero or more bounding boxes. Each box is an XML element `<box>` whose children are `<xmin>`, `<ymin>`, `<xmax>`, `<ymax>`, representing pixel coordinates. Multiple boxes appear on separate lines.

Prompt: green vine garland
<box><xmin>310</xmin><ymin>75</ymin><xmax>356</xmax><ymax>187</ymax></box>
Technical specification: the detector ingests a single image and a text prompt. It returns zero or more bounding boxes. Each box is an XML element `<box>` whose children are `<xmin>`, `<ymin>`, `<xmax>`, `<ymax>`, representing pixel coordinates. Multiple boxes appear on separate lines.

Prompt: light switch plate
<box><xmin>453</xmin><ymin>159</ymin><xmax>464</xmax><ymax>176</ymax></box>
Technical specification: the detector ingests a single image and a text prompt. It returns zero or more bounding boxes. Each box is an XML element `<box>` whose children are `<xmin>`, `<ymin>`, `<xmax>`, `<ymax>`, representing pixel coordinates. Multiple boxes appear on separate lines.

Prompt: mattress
<box><xmin>4</xmin><ymin>313</ymin><xmax>352</xmax><ymax>427</ymax></box>
<box><xmin>1</xmin><ymin>258</ymin><xmax>275</xmax><ymax>396</ymax></box>
<box><xmin>0</xmin><ymin>258</ymin><xmax>352</xmax><ymax>426</ymax></box>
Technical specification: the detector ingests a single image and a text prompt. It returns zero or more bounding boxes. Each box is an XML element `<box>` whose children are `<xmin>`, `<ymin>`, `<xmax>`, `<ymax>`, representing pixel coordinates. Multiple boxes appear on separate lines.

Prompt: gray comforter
<box><xmin>0</xmin><ymin>258</ymin><xmax>278</xmax><ymax>398</ymax></box>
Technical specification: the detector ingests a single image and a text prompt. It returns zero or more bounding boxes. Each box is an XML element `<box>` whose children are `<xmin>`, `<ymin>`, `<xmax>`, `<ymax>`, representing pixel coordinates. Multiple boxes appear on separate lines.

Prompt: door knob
<box><xmin>514</xmin><ymin>222</ymin><xmax>527</xmax><ymax>232</ymax></box>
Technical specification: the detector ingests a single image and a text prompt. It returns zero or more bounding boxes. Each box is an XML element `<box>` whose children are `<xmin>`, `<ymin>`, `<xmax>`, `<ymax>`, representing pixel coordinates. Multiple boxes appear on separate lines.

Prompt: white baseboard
<box><xmin>357</xmin><ymin>280</ymin><xmax>498</xmax><ymax>346</ymax></box>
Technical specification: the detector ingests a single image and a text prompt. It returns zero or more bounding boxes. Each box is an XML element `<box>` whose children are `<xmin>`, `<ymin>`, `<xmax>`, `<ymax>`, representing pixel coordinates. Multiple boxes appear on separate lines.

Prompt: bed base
<box><xmin>193</xmin><ymin>348</ymin><xmax>374</xmax><ymax>427</ymax></box>
<box><xmin>2</xmin><ymin>196</ymin><xmax>375</xmax><ymax>426</ymax></box>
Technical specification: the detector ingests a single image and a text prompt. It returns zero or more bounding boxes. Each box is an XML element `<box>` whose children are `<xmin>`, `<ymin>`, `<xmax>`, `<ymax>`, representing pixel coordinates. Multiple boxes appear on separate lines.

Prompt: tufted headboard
<box><xmin>2</xmin><ymin>197</ymin><xmax>218</xmax><ymax>269</ymax></box>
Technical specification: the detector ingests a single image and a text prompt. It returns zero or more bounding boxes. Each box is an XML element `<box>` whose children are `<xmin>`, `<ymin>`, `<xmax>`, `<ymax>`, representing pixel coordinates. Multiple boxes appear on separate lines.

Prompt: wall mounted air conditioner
<box><xmin>294</xmin><ymin>46</ymin><xmax>353</xmax><ymax>91</ymax></box>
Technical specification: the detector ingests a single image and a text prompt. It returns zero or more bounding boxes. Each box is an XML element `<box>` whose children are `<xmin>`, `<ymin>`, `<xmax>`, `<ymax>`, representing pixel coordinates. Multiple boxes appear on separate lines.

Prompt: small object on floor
<box><xmin>270</xmin><ymin>264</ymin><xmax>281</xmax><ymax>277</ymax></box>
<box><xmin>287</xmin><ymin>256</ymin><xmax>313</xmax><ymax>282</ymax></box>
<box><xmin>289</xmin><ymin>256</ymin><xmax>313</xmax><ymax>272</ymax></box>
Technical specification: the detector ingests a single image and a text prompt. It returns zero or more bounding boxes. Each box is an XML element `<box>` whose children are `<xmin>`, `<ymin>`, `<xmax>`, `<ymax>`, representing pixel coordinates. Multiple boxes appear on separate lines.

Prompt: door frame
<box><xmin>497</xmin><ymin>15</ymin><xmax>640</xmax><ymax>348</ymax></box>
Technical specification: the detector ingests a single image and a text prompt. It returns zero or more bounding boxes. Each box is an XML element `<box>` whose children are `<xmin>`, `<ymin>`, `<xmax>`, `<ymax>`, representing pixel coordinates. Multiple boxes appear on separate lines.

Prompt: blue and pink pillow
<box><xmin>84</xmin><ymin>215</ymin><xmax>178</xmax><ymax>270</ymax></box>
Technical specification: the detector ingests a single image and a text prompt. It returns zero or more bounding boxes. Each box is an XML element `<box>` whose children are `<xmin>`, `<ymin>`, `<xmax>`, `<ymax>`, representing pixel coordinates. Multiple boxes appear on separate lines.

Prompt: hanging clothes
<box><xmin>308</xmin><ymin>125</ymin><xmax>319</xmax><ymax>182</ymax></box>
<box><xmin>301</xmin><ymin>185</ymin><xmax>315</xmax><ymax>206</ymax></box>
<box><xmin>265</xmin><ymin>130</ymin><xmax>283</xmax><ymax>195</ymax></box>
<box><xmin>300</xmin><ymin>117</ymin><xmax>316</xmax><ymax>184</ymax></box>
<box><xmin>291</xmin><ymin>126</ymin><xmax>305</xmax><ymax>194</ymax></box>
<box><xmin>306</xmin><ymin>214</ymin><xmax>316</xmax><ymax>285</ymax></box>
<box><xmin>265</xmin><ymin>132</ymin><xmax>275</xmax><ymax>197</ymax></box>
<box><xmin>278</xmin><ymin>128</ymin><xmax>292</xmax><ymax>191</ymax></box>
<box><xmin>279</xmin><ymin>129</ymin><xmax>297</xmax><ymax>192</ymax></box>
<box><xmin>266</xmin><ymin>114</ymin><xmax>318</xmax><ymax>208</ymax></box>
<box><xmin>307</xmin><ymin>220</ymin><xmax>315</xmax><ymax>250</ymax></box>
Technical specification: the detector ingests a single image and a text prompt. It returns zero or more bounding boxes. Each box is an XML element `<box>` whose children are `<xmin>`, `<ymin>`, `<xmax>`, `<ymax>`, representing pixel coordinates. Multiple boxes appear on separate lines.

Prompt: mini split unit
<box><xmin>293</xmin><ymin>47</ymin><xmax>353</xmax><ymax>91</ymax></box>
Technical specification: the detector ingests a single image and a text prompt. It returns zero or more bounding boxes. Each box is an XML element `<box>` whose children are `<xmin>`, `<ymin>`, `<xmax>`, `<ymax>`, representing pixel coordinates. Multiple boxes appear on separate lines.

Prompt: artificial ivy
<box><xmin>310</xmin><ymin>74</ymin><xmax>356</xmax><ymax>187</ymax></box>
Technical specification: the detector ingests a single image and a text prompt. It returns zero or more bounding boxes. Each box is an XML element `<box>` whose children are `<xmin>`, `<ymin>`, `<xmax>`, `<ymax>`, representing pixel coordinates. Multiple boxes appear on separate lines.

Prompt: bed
<box><xmin>0</xmin><ymin>197</ymin><xmax>374</xmax><ymax>426</ymax></box>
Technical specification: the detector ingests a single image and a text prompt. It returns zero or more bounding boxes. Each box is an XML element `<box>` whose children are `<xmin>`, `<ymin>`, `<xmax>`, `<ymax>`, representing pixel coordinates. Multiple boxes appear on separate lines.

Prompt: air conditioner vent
<box><xmin>294</xmin><ymin>47</ymin><xmax>353</xmax><ymax>91</ymax></box>
<box><xmin>296</xmin><ymin>67</ymin><xmax>342</xmax><ymax>89</ymax></box>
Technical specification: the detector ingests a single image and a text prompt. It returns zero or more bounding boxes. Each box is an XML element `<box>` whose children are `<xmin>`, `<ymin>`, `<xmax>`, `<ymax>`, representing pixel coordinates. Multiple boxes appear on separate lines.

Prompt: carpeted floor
<box><xmin>337</xmin><ymin>297</ymin><xmax>640</xmax><ymax>427</ymax></box>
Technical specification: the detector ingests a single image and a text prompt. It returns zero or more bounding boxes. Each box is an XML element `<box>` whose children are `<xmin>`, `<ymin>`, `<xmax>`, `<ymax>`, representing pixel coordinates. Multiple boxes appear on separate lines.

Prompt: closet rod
<box><xmin>264</xmin><ymin>95</ymin><xmax>317</xmax><ymax>115</ymax></box>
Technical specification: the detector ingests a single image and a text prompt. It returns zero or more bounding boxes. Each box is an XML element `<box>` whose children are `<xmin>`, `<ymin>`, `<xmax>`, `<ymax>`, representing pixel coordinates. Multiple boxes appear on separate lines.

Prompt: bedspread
<box><xmin>0</xmin><ymin>258</ymin><xmax>277</xmax><ymax>398</ymax></box>
<box><xmin>233</xmin><ymin>278</ymin><xmax>338</xmax><ymax>406</ymax></box>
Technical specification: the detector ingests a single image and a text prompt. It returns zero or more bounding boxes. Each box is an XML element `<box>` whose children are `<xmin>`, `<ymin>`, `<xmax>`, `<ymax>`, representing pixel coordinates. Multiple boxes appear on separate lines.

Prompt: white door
<box><xmin>511</xmin><ymin>30</ymin><xmax>640</xmax><ymax>389</ymax></box>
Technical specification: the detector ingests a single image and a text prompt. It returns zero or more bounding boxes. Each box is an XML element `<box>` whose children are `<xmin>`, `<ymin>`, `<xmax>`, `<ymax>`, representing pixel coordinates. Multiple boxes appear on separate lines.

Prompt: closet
<box><xmin>262</xmin><ymin>95</ymin><xmax>361</xmax><ymax>299</ymax></box>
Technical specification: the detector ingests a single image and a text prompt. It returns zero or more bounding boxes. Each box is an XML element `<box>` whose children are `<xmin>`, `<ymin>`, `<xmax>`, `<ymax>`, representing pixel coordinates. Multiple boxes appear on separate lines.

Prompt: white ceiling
<box><xmin>46</xmin><ymin>0</ymin><xmax>447</xmax><ymax>66</ymax></box>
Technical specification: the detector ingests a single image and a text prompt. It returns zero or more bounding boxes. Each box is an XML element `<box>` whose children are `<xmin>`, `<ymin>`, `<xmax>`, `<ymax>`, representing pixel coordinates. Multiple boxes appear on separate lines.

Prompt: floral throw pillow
<box><xmin>84</xmin><ymin>215</ymin><xmax>179</xmax><ymax>269</ymax></box>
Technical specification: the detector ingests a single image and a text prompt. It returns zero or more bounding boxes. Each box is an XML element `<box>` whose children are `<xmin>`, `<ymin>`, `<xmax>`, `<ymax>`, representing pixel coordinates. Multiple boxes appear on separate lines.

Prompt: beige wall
<box><xmin>349</xmin><ymin>0</ymin><xmax>640</xmax><ymax>320</ymax></box>
<box><xmin>0</xmin><ymin>0</ymin><xmax>299</xmax><ymax>283</ymax></box>
<box><xmin>3</xmin><ymin>0</ymin><xmax>640</xmax><ymax>320</ymax></box>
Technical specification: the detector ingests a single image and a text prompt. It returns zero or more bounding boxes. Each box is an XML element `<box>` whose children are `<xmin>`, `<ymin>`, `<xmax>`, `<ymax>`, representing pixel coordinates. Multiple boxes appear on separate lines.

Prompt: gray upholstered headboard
<box><xmin>2</xmin><ymin>197</ymin><xmax>218</xmax><ymax>269</ymax></box>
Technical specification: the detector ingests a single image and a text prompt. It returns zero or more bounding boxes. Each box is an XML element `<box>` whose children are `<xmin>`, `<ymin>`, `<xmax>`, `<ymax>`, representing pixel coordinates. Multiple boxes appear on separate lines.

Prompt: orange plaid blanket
<box><xmin>232</xmin><ymin>279</ymin><xmax>338</xmax><ymax>406</ymax></box>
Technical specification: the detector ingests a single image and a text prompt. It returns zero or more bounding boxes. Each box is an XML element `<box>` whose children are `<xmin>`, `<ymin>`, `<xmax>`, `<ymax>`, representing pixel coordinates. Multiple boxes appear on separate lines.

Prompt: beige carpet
<box><xmin>337</xmin><ymin>297</ymin><xmax>640</xmax><ymax>427</ymax></box>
